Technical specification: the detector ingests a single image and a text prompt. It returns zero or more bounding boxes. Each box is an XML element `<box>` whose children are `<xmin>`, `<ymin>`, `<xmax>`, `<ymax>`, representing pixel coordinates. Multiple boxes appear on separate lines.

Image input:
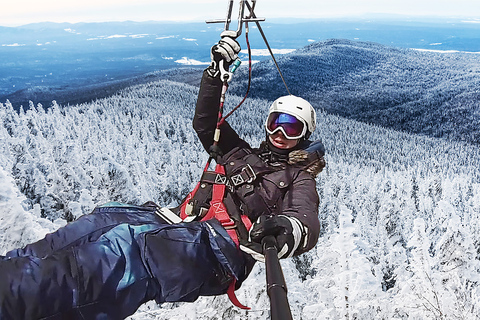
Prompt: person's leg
<box><xmin>0</xmin><ymin>222</ymin><xmax>159</xmax><ymax>319</ymax></box>
<box><xmin>5</xmin><ymin>202</ymin><xmax>161</xmax><ymax>259</ymax></box>
<box><xmin>0</xmin><ymin>219</ymin><xmax>248</xmax><ymax>319</ymax></box>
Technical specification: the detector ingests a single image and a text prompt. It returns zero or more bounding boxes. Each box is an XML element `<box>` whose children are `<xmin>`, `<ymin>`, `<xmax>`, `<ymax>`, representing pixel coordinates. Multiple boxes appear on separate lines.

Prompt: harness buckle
<box><xmin>222</xmin><ymin>222</ymin><xmax>237</xmax><ymax>230</ymax></box>
<box><xmin>242</xmin><ymin>164</ymin><xmax>256</xmax><ymax>183</ymax></box>
<box><xmin>231</xmin><ymin>164</ymin><xmax>257</xmax><ymax>186</ymax></box>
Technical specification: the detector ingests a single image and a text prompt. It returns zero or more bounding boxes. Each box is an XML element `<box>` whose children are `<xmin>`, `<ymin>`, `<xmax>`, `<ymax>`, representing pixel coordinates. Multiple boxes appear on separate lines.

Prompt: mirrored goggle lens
<box><xmin>266</xmin><ymin>112</ymin><xmax>305</xmax><ymax>138</ymax></box>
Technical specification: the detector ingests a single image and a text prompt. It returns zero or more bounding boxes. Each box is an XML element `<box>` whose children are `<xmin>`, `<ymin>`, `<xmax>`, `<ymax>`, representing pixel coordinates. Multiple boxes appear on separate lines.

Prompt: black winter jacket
<box><xmin>192</xmin><ymin>71</ymin><xmax>322</xmax><ymax>254</ymax></box>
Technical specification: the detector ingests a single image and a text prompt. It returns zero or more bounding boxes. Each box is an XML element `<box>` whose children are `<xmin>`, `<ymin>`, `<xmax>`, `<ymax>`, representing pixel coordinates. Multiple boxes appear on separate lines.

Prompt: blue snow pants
<box><xmin>0</xmin><ymin>202</ymin><xmax>251</xmax><ymax>319</ymax></box>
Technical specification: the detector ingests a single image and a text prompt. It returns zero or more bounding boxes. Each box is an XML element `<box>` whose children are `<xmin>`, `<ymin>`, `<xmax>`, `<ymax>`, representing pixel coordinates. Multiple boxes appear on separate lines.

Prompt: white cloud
<box><xmin>106</xmin><ymin>35</ymin><xmax>127</xmax><ymax>39</ymax></box>
<box><xmin>412</xmin><ymin>48</ymin><xmax>480</xmax><ymax>54</ymax></box>
<box><xmin>240</xmin><ymin>49</ymin><xmax>296</xmax><ymax>56</ymax></box>
<box><xmin>87</xmin><ymin>35</ymin><xmax>131</xmax><ymax>40</ymax></box>
<box><xmin>129</xmin><ymin>34</ymin><xmax>149</xmax><ymax>39</ymax></box>
<box><xmin>2</xmin><ymin>43</ymin><xmax>26</xmax><ymax>47</ymax></box>
<box><xmin>174</xmin><ymin>57</ymin><xmax>209</xmax><ymax>65</ymax></box>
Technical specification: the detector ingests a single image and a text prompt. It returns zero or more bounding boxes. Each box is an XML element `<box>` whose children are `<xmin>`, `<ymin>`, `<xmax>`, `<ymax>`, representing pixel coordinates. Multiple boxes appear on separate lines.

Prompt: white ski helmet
<box><xmin>265</xmin><ymin>95</ymin><xmax>316</xmax><ymax>139</ymax></box>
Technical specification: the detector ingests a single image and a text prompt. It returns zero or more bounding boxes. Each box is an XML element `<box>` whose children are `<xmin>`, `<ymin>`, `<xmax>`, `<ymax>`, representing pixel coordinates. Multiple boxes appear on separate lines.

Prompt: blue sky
<box><xmin>1</xmin><ymin>0</ymin><xmax>480</xmax><ymax>27</ymax></box>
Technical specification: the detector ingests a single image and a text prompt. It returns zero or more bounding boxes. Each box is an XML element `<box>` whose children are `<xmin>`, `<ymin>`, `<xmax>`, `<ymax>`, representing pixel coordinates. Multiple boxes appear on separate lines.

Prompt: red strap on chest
<box><xmin>200</xmin><ymin>164</ymin><xmax>240</xmax><ymax>245</ymax></box>
<box><xmin>180</xmin><ymin>163</ymin><xmax>252</xmax><ymax>245</ymax></box>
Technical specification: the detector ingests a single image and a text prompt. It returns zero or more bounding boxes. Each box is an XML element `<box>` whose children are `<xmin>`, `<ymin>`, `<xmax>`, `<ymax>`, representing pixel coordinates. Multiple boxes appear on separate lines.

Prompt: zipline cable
<box><xmin>245</xmin><ymin>1</ymin><xmax>291</xmax><ymax>96</ymax></box>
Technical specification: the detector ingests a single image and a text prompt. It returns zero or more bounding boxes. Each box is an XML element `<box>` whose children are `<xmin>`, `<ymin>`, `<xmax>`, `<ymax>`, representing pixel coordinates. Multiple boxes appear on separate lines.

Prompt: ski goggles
<box><xmin>266</xmin><ymin>112</ymin><xmax>306</xmax><ymax>140</ymax></box>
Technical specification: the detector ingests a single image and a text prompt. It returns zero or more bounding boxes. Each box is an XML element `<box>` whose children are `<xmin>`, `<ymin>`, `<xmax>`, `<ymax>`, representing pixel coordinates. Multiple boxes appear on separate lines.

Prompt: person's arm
<box><xmin>193</xmin><ymin>33</ymin><xmax>250</xmax><ymax>155</ymax></box>
<box><xmin>240</xmin><ymin>172</ymin><xmax>320</xmax><ymax>261</ymax></box>
<box><xmin>279</xmin><ymin>173</ymin><xmax>320</xmax><ymax>255</ymax></box>
<box><xmin>193</xmin><ymin>71</ymin><xmax>249</xmax><ymax>154</ymax></box>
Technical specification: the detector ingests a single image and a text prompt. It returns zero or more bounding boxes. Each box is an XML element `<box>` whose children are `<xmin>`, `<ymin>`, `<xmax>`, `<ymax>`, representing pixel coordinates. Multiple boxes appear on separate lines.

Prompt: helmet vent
<box><xmin>296</xmin><ymin>106</ymin><xmax>303</xmax><ymax>110</ymax></box>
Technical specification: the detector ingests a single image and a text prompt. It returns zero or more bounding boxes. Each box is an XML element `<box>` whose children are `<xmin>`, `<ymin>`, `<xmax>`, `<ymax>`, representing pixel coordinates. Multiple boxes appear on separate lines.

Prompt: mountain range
<box><xmin>229</xmin><ymin>38</ymin><xmax>480</xmax><ymax>145</ymax></box>
<box><xmin>2</xmin><ymin>20</ymin><xmax>480</xmax><ymax>145</ymax></box>
<box><xmin>2</xmin><ymin>17</ymin><xmax>480</xmax><ymax>110</ymax></box>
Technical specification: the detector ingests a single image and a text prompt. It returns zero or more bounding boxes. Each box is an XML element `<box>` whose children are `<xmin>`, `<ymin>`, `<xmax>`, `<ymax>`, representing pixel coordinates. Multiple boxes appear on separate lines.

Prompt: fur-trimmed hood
<box><xmin>288</xmin><ymin>140</ymin><xmax>326</xmax><ymax>178</ymax></box>
<box><xmin>258</xmin><ymin>139</ymin><xmax>326</xmax><ymax>178</ymax></box>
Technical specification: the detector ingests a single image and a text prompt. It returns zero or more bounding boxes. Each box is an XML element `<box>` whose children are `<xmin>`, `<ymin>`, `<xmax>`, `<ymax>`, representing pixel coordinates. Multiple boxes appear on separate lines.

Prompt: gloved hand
<box><xmin>240</xmin><ymin>215</ymin><xmax>307</xmax><ymax>262</ymax></box>
<box><xmin>207</xmin><ymin>30</ymin><xmax>241</xmax><ymax>78</ymax></box>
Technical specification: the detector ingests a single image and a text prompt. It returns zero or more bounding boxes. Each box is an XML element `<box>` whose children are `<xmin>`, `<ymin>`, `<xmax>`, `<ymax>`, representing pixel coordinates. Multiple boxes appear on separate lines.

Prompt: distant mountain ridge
<box><xmin>2</xmin><ymin>38</ymin><xmax>479</xmax><ymax>145</ymax></box>
<box><xmin>0</xmin><ymin>68</ymin><xmax>204</xmax><ymax>108</ymax></box>
<box><xmin>229</xmin><ymin>39</ymin><xmax>480</xmax><ymax>145</ymax></box>
<box><xmin>2</xmin><ymin>17</ymin><xmax>480</xmax><ymax>100</ymax></box>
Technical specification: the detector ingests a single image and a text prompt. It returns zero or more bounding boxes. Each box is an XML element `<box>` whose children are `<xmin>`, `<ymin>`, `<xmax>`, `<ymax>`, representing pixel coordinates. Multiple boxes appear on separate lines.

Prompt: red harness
<box><xmin>179</xmin><ymin>163</ymin><xmax>252</xmax><ymax>309</ymax></box>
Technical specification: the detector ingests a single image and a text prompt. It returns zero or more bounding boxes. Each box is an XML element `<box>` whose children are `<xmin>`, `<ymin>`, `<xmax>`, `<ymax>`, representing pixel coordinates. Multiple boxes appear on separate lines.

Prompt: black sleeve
<box><xmin>282</xmin><ymin>173</ymin><xmax>320</xmax><ymax>255</ymax></box>
<box><xmin>193</xmin><ymin>70</ymin><xmax>250</xmax><ymax>154</ymax></box>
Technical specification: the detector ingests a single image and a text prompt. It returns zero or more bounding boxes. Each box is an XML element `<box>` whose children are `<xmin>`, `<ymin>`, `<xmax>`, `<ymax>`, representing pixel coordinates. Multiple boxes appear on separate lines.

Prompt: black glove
<box><xmin>240</xmin><ymin>215</ymin><xmax>307</xmax><ymax>262</ymax></box>
<box><xmin>207</xmin><ymin>31</ymin><xmax>241</xmax><ymax>79</ymax></box>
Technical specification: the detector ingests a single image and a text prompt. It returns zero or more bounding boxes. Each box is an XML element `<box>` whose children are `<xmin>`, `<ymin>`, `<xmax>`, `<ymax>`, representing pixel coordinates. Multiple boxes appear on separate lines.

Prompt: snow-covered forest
<box><xmin>1</xmin><ymin>67</ymin><xmax>480</xmax><ymax>318</ymax></box>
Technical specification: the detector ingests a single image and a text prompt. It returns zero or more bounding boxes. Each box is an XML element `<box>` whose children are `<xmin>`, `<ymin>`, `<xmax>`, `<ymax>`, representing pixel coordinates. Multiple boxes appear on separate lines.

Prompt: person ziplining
<box><xmin>0</xmin><ymin>1</ymin><xmax>326</xmax><ymax>319</ymax></box>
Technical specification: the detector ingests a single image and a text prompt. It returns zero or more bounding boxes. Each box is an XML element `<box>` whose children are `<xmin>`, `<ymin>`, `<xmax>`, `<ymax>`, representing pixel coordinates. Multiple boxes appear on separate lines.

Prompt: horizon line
<box><xmin>2</xmin><ymin>13</ymin><xmax>480</xmax><ymax>28</ymax></box>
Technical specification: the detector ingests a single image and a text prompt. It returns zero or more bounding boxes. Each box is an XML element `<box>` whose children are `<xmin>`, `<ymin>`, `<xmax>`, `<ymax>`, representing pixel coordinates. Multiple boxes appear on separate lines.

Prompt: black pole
<box><xmin>263</xmin><ymin>236</ymin><xmax>293</xmax><ymax>320</ymax></box>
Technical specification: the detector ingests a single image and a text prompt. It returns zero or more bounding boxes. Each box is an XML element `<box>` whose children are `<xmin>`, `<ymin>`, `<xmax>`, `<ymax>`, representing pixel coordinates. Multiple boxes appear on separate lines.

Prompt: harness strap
<box><xmin>201</xmin><ymin>163</ymin><xmax>257</xmax><ymax>188</ymax></box>
<box><xmin>230</xmin><ymin>164</ymin><xmax>256</xmax><ymax>186</ymax></box>
<box><xmin>201</xmin><ymin>171</ymin><xmax>229</xmax><ymax>186</ymax></box>
<box><xmin>200</xmin><ymin>164</ymin><xmax>240</xmax><ymax>245</ymax></box>
<box><xmin>198</xmin><ymin>164</ymin><xmax>250</xmax><ymax>310</ymax></box>
<box><xmin>227</xmin><ymin>278</ymin><xmax>249</xmax><ymax>310</ymax></box>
